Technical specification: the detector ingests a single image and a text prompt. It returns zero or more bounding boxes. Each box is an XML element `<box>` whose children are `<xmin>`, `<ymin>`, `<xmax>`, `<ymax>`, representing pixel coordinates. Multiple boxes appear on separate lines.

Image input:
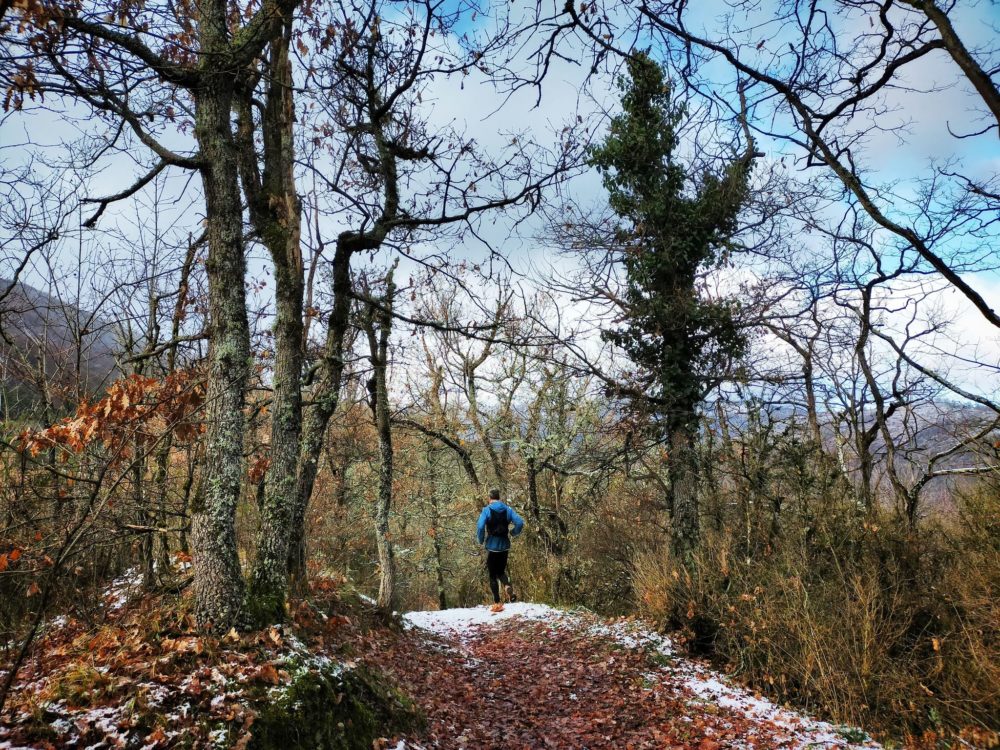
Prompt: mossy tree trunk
<box><xmin>236</xmin><ymin>17</ymin><xmax>305</xmax><ymax>624</ymax></box>
<box><xmin>188</xmin><ymin>0</ymin><xmax>299</xmax><ymax>632</ymax></box>
<box><xmin>190</xmin><ymin>64</ymin><xmax>252</xmax><ymax>631</ymax></box>
<box><xmin>9</xmin><ymin>0</ymin><xmax>298</xmax><ymax>632</ymax></box>
<box><xmin>667</xmin><ymin>424</ymin><xmax>700</xmax><ymax>563</ymax></box>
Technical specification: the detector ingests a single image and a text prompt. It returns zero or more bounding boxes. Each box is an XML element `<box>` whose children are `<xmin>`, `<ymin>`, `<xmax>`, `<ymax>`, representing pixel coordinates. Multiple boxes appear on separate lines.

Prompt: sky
<box><xmin>1</xmin><ymin>0</ymin><xmax>998</xmax><ymax>404</ymax></box>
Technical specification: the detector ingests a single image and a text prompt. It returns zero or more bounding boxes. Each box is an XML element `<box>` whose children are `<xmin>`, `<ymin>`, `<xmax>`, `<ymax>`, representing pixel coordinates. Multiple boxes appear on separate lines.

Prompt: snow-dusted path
<box><xmin>387</xmin><ymin>602</ymin><xmax>880</xmax><ymax>750</ymax></box>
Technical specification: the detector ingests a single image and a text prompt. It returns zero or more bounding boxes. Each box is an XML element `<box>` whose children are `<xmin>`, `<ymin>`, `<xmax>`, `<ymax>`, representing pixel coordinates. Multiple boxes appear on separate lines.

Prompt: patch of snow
<box><xmin>69</xmin><ymin>704</ymin><xmax>128</xmax><ymax>744</ymax></box>
<box><xmin>589</xmin><ymin>618</ymin><xmax>880</xmax><ymax>749</ymax></box>
<box><xmin>104</xmin><ymin>567</ymin><xmax>143</xmax><ymax>610</ymax></box>
<box><xmin>48</xmin><ymin>718</ymin><xmax>74</xmax><ymax>735</ymax></box>
<box><xmin>588</xmin><ymin>618</ymin><xmax>677</xmax><ymax>656</ymax></box>
<box><xmin>166</xmin><ymin>701</ymin><xmax>193</xmax><ymax>722</ymax></box>
<box><xmin>281</xmin><ymin>631</ymin><xmax>342</xmax><ymax>675</ymax></box>
<box><xmin>595</xmin><ymin>619</ymin><xmax>880</xmax><ymax>749</ymax></box>
<box><xmin>48</xmin><ymin>615</ymin><xmax>69</xmax><ymax>629</ymax></box>
<box><xmin>403</xmin><ymin>602</ymin><xmax>557</xmax><ymax>637</ymax></box>
<box><xmin>137</xmin><ymin>681</ymin><xmax>171</xmax><ymax>706</ymax></box>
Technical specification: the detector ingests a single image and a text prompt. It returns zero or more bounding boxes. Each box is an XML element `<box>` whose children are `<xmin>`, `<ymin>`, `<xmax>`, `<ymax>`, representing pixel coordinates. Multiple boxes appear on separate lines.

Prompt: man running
<box><xmin>476</xmin><ymin>488</ymin><xmax>525</xmax><ymax>604</ymax></box>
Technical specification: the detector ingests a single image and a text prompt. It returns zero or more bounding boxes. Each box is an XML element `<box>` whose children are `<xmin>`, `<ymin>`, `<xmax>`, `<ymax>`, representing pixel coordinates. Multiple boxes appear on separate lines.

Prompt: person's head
<box><xmin>488</xmin><ymin>488</ymin><xmax>500</xmax><ymax>504</ymax></box>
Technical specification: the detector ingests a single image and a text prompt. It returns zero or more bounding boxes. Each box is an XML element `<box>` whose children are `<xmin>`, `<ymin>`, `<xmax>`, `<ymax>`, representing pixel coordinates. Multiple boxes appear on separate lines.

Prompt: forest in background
<box><xmin>1</xmin><ymin>0</ymin><xmax>999</xmax><ymax>745</ymax></box>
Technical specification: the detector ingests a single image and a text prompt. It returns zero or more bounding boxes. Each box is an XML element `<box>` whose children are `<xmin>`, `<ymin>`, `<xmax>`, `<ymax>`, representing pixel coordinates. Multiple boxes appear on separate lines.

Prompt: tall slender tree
<box><xmin>361</xmin><ymin>265</ymin><xmax>398</xmax><ymax>615</ymax></box>
<box><xmin>235</xmin><ymin>11</ymin><xmax>304</xmax><ymax>625</ymax></box>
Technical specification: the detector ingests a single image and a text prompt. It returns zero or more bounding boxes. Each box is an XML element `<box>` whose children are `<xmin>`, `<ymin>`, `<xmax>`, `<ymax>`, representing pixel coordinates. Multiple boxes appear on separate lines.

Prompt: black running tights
<box><xmin>485</xmin><ymin>550</ymin><xmax>510</xmax><ymax>603</ymax></box>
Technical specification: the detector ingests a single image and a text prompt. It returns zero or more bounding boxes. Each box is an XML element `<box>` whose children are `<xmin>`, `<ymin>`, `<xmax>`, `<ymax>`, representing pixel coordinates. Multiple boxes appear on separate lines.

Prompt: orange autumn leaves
<box><xmin>18</xmin><ymin>371</ymin><xmax>205</xmax><ymax>461</ymax></box>
<box><xmin>0</xmin><ymin>547</ymin><xmax>22</xmax><ymax>572</ymax></box>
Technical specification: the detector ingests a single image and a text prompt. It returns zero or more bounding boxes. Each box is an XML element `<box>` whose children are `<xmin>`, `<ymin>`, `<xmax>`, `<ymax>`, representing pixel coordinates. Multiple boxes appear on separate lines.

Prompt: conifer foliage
<box><xmin>589</xmin><ymin>53</ymin><xmax>752</xmax><ymax>558</ymax></box>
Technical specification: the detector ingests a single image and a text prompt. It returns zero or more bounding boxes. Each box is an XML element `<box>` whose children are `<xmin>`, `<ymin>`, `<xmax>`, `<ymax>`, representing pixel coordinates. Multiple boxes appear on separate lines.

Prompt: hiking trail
<box><xmin>371</xmin><ymin>602</ymin><xmax>882</xmax><ymax>750</ymax></box>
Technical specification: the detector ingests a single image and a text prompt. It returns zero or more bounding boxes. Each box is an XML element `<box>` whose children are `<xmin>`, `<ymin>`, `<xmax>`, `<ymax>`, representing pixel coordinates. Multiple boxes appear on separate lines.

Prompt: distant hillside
<box><xmin>0</xmin><ymin>278</ymin><xmax>119</xmax><ymax>418</ymax></box>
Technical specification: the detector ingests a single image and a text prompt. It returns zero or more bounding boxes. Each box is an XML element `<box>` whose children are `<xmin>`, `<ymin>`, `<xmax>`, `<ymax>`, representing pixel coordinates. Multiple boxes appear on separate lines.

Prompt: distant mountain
<box><xmin>0</xmin><ymin>278</ymin><xmax>119</xmax><ymax>418</ymax></box>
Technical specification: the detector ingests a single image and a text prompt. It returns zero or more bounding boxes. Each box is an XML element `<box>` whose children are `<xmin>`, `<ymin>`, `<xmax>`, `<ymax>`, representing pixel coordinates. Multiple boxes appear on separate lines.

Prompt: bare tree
<box><xmin>360</xmin><ymin>265</ymin><xmax>398</xmax><ymax>614</ymax></box>
<box><xmin>287</xmin><ymin>0</ymin><xmax>580</xmax><ymax>578</ymax></box>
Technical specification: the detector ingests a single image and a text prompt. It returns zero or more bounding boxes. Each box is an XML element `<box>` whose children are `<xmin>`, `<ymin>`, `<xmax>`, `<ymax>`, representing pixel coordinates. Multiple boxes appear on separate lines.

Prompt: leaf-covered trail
<box><xmin>369</xmin><ymin>603</ymin><xmax>881</xmax><ymax>750</ymax></box>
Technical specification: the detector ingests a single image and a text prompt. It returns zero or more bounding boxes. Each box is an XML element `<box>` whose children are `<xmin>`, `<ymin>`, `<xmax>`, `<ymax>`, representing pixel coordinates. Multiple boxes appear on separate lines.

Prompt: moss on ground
<box><xmin>247</xmin><ymin>660</ymin><xmax>423</xmax><ymax>750</ymax></box>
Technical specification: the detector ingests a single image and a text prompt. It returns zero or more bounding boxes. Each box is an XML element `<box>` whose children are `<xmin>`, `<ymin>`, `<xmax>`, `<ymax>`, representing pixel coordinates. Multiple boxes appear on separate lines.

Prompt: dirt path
<box><xmin>368</xmin><ymin>603</ymin><xmax>881</xmax><ymax>750</ymax></box>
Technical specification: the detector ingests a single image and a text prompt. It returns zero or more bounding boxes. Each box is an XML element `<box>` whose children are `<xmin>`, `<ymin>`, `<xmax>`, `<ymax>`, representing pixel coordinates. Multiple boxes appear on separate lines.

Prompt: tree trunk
<box><xmin>526</xmin><ymin>456</ymin><xmax>555</xmax><ymax>553</ymax></box>
<box><xmin>668</xmin><ymin>424</ymin><xmax>700</xmax><ymax>564</ymax></box>
<box><xmin>246</xmin><ymin>249</ymin><xmax>302</xmax><ymax>619</ymax></box>
<box><xmin>430</xmin><ymin>490</ymin><xmax>447</xmax><ymax>610</ymax></box>
<box><xmin>803</xmin><ymin>354</ymin><xmax>823</xmax><ymax>447</ymax></box>
<box><xmin>179</xmin><ymin>449</ymin><xmax>196</xmax><ymax>555</ymax></box>
<box><xmin>152</xmin><ymin>237</ymin><xmax>198</xmax><ymax>578</ymax></box>
<box><xmin>189</xmin><ymin>70</ymin><xmax>252</xmax><ymax>633</ymax></box>
<box><xmin>365</xmin><ymin>269</ymin><xmax>398</xmax><ymax>615</ymax></box>
<box><xmin>135</xmin><ymin>445</ymin><xmax>155</xmax><ymax>590</ymax></box>
<box><xmin>242</xmin><ymin>23</ymin><xmax>305</xmax><ymax>625</ymax></box>
<box><xmin>373</xmin><ymin>335</ymin><xmax>396</xmax><ymax>611</ymax></box>
<box><xmin>289</xmin><ymin>241</ymin><xmax>353</xmax><ymax>580</ymax></box>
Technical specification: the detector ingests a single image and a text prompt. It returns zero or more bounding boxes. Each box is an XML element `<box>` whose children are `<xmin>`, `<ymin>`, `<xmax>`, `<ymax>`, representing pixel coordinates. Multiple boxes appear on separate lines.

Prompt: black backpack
<box><xmin>485</xmin><ymin>506</ymin><xmax>509</xmax><ymax>539</ymax></box>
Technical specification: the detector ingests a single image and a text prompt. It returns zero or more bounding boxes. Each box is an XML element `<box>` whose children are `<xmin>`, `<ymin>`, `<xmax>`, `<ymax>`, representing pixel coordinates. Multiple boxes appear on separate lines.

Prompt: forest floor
<box><xmin>0</xmin><ymin>575</ymin><xmax>885</xmax><ymax>750</ymax></box>
<box><xmin>367</xmin><ymin>602</ymin><xmax>882</xmax><ymax>750</ymax></box>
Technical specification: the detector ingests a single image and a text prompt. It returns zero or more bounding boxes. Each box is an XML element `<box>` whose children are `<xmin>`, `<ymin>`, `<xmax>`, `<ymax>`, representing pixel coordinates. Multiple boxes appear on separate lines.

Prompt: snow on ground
<box><xmin>104</xmin><ymin>567</ymin><xmax>143</xmax><ymax>610</ymax></box>
<box><xmin>403</xmin><ymin>603</ymin><xmax>881</xmax><ymax>750</ymax></box>
<box><xmin>403</xmin><ymin>602</ymin><xmax>556</xmax><ymax>636</ymax></box>
<box><xmin>592</xmin><ymin>617</ymin><xmax>879</xmax><ymax>749</ymax></box>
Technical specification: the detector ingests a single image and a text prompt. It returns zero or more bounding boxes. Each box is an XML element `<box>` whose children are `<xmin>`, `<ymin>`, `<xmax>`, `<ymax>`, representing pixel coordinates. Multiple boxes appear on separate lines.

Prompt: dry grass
<box><xmin>632</xmin><ymin>489</ymin><xmax>1000</xmax><ymax>746</ymax></box>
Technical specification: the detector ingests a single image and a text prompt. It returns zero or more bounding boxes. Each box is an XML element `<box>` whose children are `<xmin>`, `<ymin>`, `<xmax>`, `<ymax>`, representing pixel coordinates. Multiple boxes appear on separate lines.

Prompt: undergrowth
<box><xmin>632</xmin><ymin>485</ymin><xmax>1000</xmax><ymax>748</ymax></box>
<box><xmin>0</xmin><ymin>577</ymin><xmax>421</xmax><ymax>749</ymax></box>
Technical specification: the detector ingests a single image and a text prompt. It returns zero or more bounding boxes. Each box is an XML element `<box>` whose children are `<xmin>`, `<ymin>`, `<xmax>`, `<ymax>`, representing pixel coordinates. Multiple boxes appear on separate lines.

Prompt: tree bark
<box><xmin>189</xmin><ymin>64</ymin><xmax>252</xmax><ymax>632</ymax></box>
<box><xmin>668</xmin><ymin>424</ymin><xmax>700</xmax><ymax>564</ymax></box>
<box><xmin>430</xmin><ymin>490</ymin><xmax>447</xmax><ymax>610</ymax></box>
<box><xmin>289</xmin><ymin>241</ymin><xmax>353</xmax><ymax>580</ymax></box>
<box><xmin>239</xmin><ymin>20</ymin><xmax>305</xmax><ymax>624</ymax></box>
<box><xmin>366</xmin><ymin>269</ymin><xmax>398</xmax><ymax>615</ymax></box>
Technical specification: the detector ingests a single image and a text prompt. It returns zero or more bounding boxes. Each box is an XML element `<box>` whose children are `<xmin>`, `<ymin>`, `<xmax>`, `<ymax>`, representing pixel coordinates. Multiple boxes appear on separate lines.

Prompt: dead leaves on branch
<box><xmin>17</xmin><ymin>371</ymin><xmax>205</xmax><ymax>462</ymax></box>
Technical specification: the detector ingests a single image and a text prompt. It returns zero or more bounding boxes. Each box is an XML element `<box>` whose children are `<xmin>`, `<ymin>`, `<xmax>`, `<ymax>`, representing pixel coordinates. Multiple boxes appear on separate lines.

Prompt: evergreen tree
<box><xmin>589</xmin><ymin>53</ymin><xmax>753</xmax><ymax>561</ymax></box>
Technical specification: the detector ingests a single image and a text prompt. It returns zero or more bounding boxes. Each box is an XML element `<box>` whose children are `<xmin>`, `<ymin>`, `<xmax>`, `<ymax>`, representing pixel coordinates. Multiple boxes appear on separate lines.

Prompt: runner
<box><xmin>475</xmin><ymin>488</ymin><xmax>525</xmax><ymax>604</ymax></box>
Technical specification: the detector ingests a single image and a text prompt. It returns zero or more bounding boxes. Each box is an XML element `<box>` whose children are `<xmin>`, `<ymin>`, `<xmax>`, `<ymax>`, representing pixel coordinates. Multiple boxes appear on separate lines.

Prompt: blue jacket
<box><xmin>476</xmin><ymin>501</ymin><xmax>525</xmax><ymax>552</ymax></box>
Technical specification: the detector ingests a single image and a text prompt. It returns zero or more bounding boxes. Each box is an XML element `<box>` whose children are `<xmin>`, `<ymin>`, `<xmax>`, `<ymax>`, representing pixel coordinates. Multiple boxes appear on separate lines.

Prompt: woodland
<box><xmin>0</xmin><ymin>0</ymin><xmax>999</xmax><ymax>747</ymax></box>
